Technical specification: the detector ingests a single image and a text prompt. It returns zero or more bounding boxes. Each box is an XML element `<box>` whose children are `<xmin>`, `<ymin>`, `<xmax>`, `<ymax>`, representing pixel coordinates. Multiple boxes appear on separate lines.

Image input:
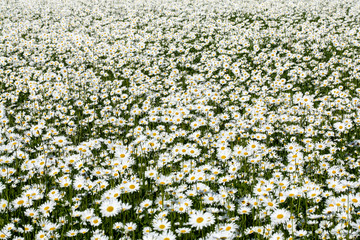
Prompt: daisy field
<box><xmin>1</xmin><ymin>0</ymin><xmax>360</xmax><ymax>239</ymax></box>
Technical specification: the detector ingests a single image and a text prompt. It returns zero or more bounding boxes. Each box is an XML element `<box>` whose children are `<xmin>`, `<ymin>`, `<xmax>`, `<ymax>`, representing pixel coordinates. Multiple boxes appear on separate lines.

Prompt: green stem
<box><xmin>161</xmin><ymin>186</ymin><xmax>165</xmax><ymax>209</ymax></box>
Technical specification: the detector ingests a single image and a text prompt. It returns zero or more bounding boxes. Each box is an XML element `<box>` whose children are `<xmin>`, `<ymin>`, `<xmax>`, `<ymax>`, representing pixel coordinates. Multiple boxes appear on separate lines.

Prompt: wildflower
<box><xmin>79</xmin><ymin>228</ymin><xmax>89</xmax><ymax>234</ymax></box>
<box><xmin>203</xmin><ymin>193</ymin><xmax>219</xmax><ymax>205</ymax></box>
<box><xmin>124</xmin><ymin>222</ymin><xmax>137</xmax><ymax>232</ymax></box>
<box><xmin>0</xmin><ymin>228</ymin><xmax>11</xmax><ymax>240</ymax></box>
<box><xmin>248</xmin><ymin>140</ymin><xmax>259</xmax><ymax>153</ymax></box>
<box><xmin>174</xmin><ymin>202</ymin><xmax>188</xmax><ymax>213</ymax></box>
<box><xmin>12</xmin><ymin>197</ymin><xmax>27</xmax><ymax>209</ymax></box>
<box><xmin>152</xmin><ymin>218</ymin><xmax>171</xmax><ymax>231</ymax></box>
<box><xmin>39</xmin><ymin>201</ymin><xmax>56</xmax><ymax>216</ymax></box>
<box><xmin>350</xmin><ymin>219</ymin><xmax>360</xmax><ymax>232</ymax></box>
<box><xmin>58</xmin><ymin>216</ymin><xmax>67</xmax><ymax>225</ymax></box>
<box><xmin>75</xmin><ymin>100</ymin><xmax>83</xmax><ymax>107</ymax></box>
<box><xmin>99</xmin><ymin>199</ymin><xmax>121</xmax><ymax>217</ymax></box>
<box><xmin>238</xmin><ymin>206</ymin><xmax>251</xmax><ymax>215</ymax></box>
<box><xmin>188</xmin><ymin>210</ymin><xmax>215</xmax><ymax>230</ymax></box>
<box><xmin>125</xmin><ymin>181</ymin><xmax>140</xmax><ymax>193</ymax></box>
<box><xmin>220</xmin><ymin>222</ymin><xmax>238</xmax><ymax>232</ymax></box>
<box><xmin>175</xmin><ymin>228</ymin><xmax>191</xmax><ymax>234</ymax></box>
<box><xmin>23</xmin><ymin>224</ymin><xmax>34</xmax><ymax>233</ymax></box>
<box><xmin>89</xmin><ymin>217</ymin><xmax>102</xmax><ymax>227</ymax></box>
<box><xmin>253</xmin><ymin>226</ymin><xmax>264</xmax><ymax>235</ymax></box>
<box><xmin>52</xmin><ymin>136</ymin><xmax>69</xmax><ymax>146</ymax></box>
<box><xmin>270</xmin><ymin>232</ymin><xmax>284</xmax><ymax>240</ymax></box>
<box><xmin>270</xmin><ymin>209</ymin><xmax>291</xmax><ymax>225</ymax></box>
<box><xmin>295</xmin><ymin>230</ymin><xmax>308</xmax><ymax>237</ymax></box>
<box><xmin>140</xmin><ymin>199</ymin><xmax>153</xmax><ymax>208</ymax></box>
<box><xmin>81</xmin><ymin>208</ymin><xmax>95</xmax><ymax>222</ymax></box>
<box><xmin>73</xmin><ymin>177</ymin><xmax>86</xmax><ymax>190</ymax></box>
<box><xmin>42</xmin><ymin>221</ymin><xmax>59</xmax><ymax>232</ymax></box>
<box><xmin>35</xmin><ymin>231</ymin><xmax>49</xmax><ymax>240</ymax></box>
<box><xmin>141</xmin><ymin>227</ymin><xmax>151</xmax><ymax>235</ymax></box>
<box><xmin>120</xmin><ymin>202</ymin><xmax>132</xmax><ymax>212</ymax></box>
<box><xmin>285</xmin><ymin>189</ymin><xmax>300</xmax><ymax>198</ymax></box>
<box><xmin>264</xmin><ymin>198</ymin><xmax>278</xmax><ymax>210</ymax></box>
<box><xmin>143</xmin><ymin>232</ymin><xmax>159</xmax><ymax>240</ymax></box>
<box><xmin>216</xmin><ymin>148</ymin><xmax>232</xmax><ymax>161</ymax></box>
<box><xmin>349</xmin><ymin>194</ymin><xmax>360</xmax><ymax>207</ymax></box>
<box><xmin>0</xmin><ymin>198</ymin><xmax>7</xmax><ymax>212</ymax></box>
<box><xmin>48</xmin><ymin>189</ymin><xmax>61</xmax><ymax>201</ymax></box>
<box><xmin>334</xmin><ymin>122</ymin><xmax>346</xmax><ymax>132</ymax></box>
<box><xmin>91</xmin><ymin>230</ymin><xmax>109</xmax><ymax>240</ymax></box>
<box><xmin>158</xmin><ymin>230</ymin><xmax>176</xmax><ymax>240</ymax></box>
<box><xmin>66</xmin><ymin>230</ymin><xmax>78</xmax><ymax>237</ymax></box>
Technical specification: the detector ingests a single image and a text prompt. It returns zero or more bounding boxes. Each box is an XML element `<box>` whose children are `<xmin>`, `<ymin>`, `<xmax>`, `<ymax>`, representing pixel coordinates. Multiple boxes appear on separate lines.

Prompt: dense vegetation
<box><xmin>1</xmin><ymin>0</ymin><xmax>360</xmax><ymax>239</ymax></box>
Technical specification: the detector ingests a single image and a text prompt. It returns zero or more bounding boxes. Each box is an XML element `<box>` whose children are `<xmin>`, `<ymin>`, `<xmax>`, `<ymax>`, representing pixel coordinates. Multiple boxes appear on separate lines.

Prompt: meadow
<box><xmin>1</xmin><ymin>0</ymin><xmax>360</xmax><ymax>239</ymax></box>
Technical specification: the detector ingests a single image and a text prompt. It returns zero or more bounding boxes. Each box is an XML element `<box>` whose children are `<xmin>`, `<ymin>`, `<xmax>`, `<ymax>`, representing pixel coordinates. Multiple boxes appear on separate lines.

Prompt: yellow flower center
<box><xmin>196</xmin><ymin>217</ymin><xmax>204</xmax><ymax>223</ymax></box>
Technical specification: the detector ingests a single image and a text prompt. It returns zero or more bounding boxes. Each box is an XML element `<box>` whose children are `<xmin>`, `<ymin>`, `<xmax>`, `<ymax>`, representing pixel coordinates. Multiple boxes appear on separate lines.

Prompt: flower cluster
<box><xmin>1</xmin><ymin>0</ymin><xmax>360</xmax><ymax>239</ymax></box>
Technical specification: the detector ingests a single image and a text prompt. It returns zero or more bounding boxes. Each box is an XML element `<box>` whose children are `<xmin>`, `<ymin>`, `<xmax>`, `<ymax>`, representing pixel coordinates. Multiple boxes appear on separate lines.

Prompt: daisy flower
<box><xmin>39</xmin><ymin>200</ymin><xmax>56</xmax><ymax>217</ymax></box>
<box><xmin>295</xmin><ymin>230</ymin><xmax>308</xmax><ymax>237</ymax></box>
<box><xmin>23</xmin><ymin>224</ymin><xmax>34</xmax><ymax>233</ymax></box>
<box><xmin>238</xmin><ymin>206</ymin><xmax>251</xmax><ymax>215</ymax></box>
<box><xmin>35</xmin><ymin>230</ymin><xmax>49</xmax><ymax>240</ymax></box>
<box><xmin>269</xmin><ymin>232</ymin><xmax>284</xmax><ymax>240</ymax></box>
<box><xmin>264</xmin><ymin>198</ymin><xmax>278</xmax><ymax>210</ymax></box>
<box><xmin>79</xmin><ymin>228</ymin><xmax>89</xmax><ymax>234</ymax></box>
<box><xmin>120</xmin><ymin>202</ymin><xmax>132</xmax><ymax>212</ymax></box>
<box><xmin>90</xmin><ymin>230</ymin><xmax>108</xmax><ymax>240</ymax></box>
<box><xmin>81</xmin><ymin>209</ymin><xmax>95</xmax><ymax>222</ymax></box>
<box><xmin>152</xmin><ymin>218</ymin><xmax>171</xmax><ymax>231</ymax></box>
<box><xmin>113</xmin><ymin>222</ymin><xmax>124</xmax><ymax>231</ymax></box>
<box><xmin>270</xmin><ymin>209</ymin><xmax>291</xmax><ymax>225</ymax></box>
<box><xmin>158</xmin><ymin>230</ymin><xmax>176</xmax><ymax>240</ymax></box>
<box><xmin>125</xmin><ymin>181</ymin><xmax>140</xmax><ymax>193</ymax></box>
<box><xmin>350</xmin><ymin>219</ymin><xmax>360</xmax><ymax>233</ymax></box>
<box><xmin>140</xmin><ymin>199</ymin><xmax>153</xmax><ymax>209</ymax></box>
<box><xmin>99</xmin><ymin>199</ymin><xmax>121</xmax><ymax>217</ymax></box>
<box><xmin>174</xmin><ymin>203</ymin><xmax>188</xmax><ymax>213</ymax></box>
<box><xmin>12</xmin><ymin>197</ymin><xmax>27</xmax><ymax>209</ymax></box>
<box><xmin>142</xmin><ymin>227</ymin><xmax>152</xmax><ymax>234</ymax></box>
<box><xmin>2</xmin><ymin>223</ymin><xmax>15</xmax><ymax>232</ymax></box>
<box><xmin>175</xmin><ymin>227</ymin><xmax>191</xmax><ymax>234</ymax></box>
<box><xmin>124</xmin><ymin>222</ymin><xmax>137</xmax><ymax>232</ymax></box>
<box><xmin>216</xmin><ymin>148</ymin><xmax>232</xmax><ymax>161</ymax></box>
<box><xmin>89</xmin><ymin>217</ymin><xmax>102</xmax><ymax>227</ymax></box>
<box><xmin>43</xmin><ymin>222</ymin><xmax>60</xmax><ymax>232</ymax></box>
<box><xmin>188</xmin><ymin>210</ymin><xmax>215</xmax><ymax>230</ymax></box>
<box><xmin>52</xmin><ymin>136</ymin><xmax>69</xmax><ymax>147</ymax></box>
<box><xmin>66</xmin><ymin>230</ymin><xmax>78</xmax><ymax>237</ymax></box>
<box><xmin>143</xmin><ymin>232</ymin><xmax>159</xmax><ymax>240</ymax></box>
<box><xmin>203</xmin><ymin>193</ymin><xmax>219</xmax><ymax>205</ymax></box>
<box><xmin>247</xmin><ymin>140</ymin><xmax>259</xmax><ymax>153</ymax></box>
<box><xmin>0</xmin><ymin>229</ymin><xmax>11</xmax><ymax>240</ymax></box>
<box><xmin>334</xmin><ymin>122</ymin><xmax>346</xmax><ymax>132</ymax></box>
<box><xmin>219</xmin><ymin>222</ymin><xmax>238</xmax><ymax>232</ymax></box>
<box><xmin>349</xmin><ymin>194</ymin><xmax>360</xmax><ymax>207</ymax></box>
